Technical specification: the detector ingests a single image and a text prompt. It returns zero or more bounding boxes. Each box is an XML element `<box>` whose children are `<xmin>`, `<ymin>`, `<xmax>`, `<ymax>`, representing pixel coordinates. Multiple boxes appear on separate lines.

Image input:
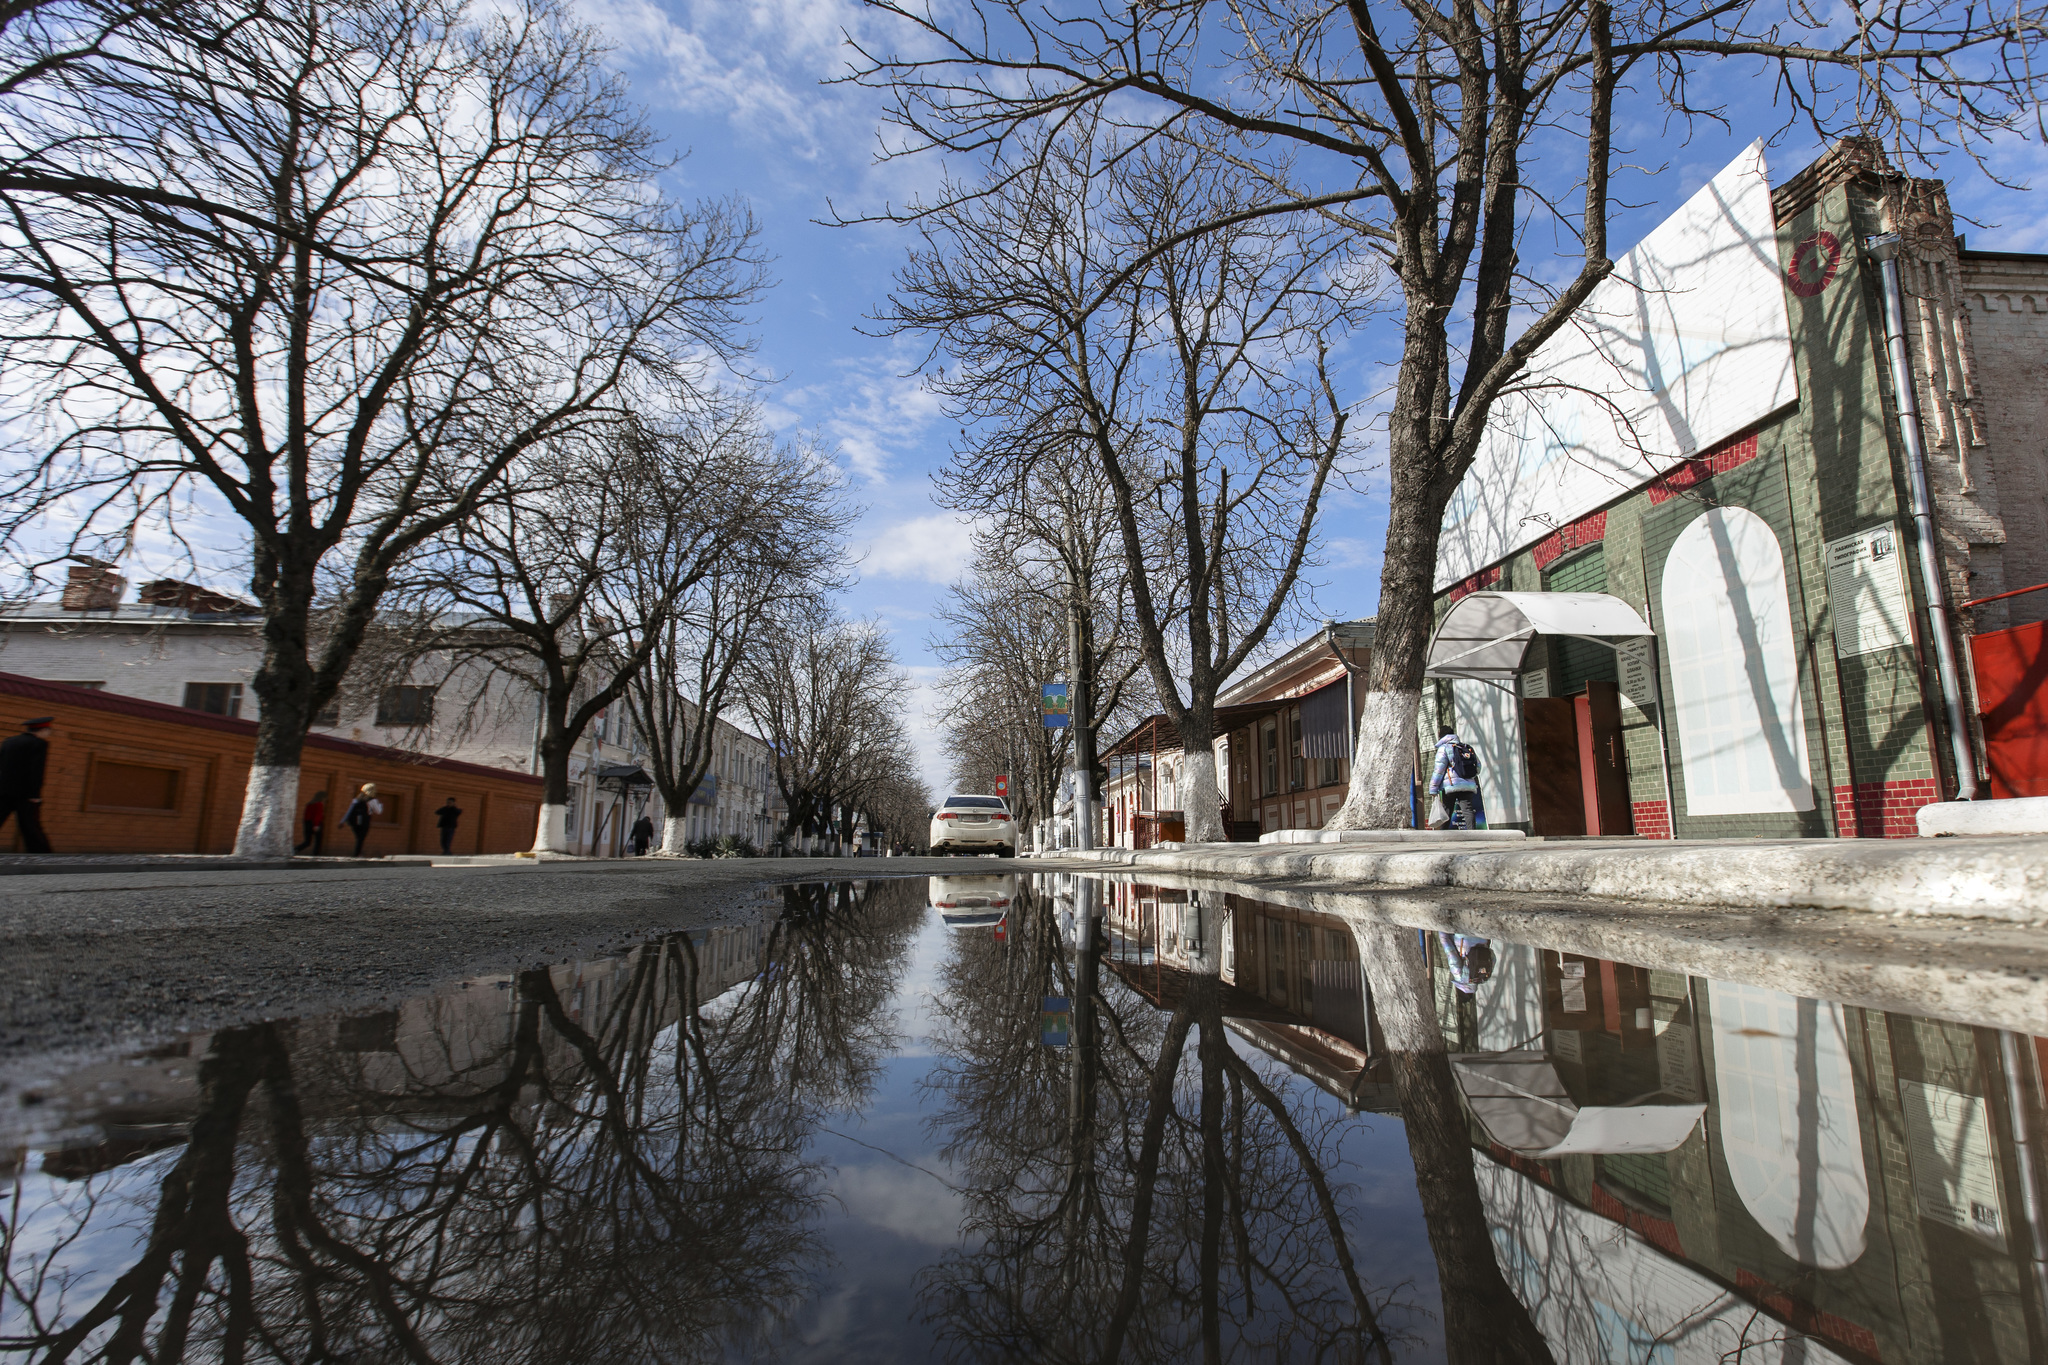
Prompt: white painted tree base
<box><xmin>530</xmin><ymin>803</ymin><xmax>571</xmax><ymax>854</ymax></box>
<box><xmin>232</xmin><ymin>763</ymin><xmax>301</xmax><ymax>859</ymax></box>
<box><xmin>1327</xmin><ymin>690</ymin><xmax>1422</xmax><ymax>830</ymax></box>
<box><xmin>1179</xmin><ymin>746</ymin><xmax>1226</xmax><ymax>843</ymax></box>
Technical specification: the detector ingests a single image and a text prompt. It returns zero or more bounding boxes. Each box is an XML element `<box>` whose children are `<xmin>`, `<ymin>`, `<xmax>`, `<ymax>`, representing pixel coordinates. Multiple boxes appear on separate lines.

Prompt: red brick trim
<box><xmin>1446</xmin><ymin>564</ymin><xmax>1502</xmax><ymax>604</ymax></box>
<box><xmin>1531</xmin><ymin>510</ymin><xmax>1610</xmax><ymax>570</ymax></box>
<box><xmin>1735</xmin><ymin>1269</ymin><xmax>1882</xmax><ymax>1361</ymax></box>
<box><xmin>1646</xmin><ymin>432</ymin><xmax>1763</xmax><ymax>505</ymax></box>
<box><xmin>1630</xmin><ymin>799</ymin><xmax>1672</xmax><ymax>839</ymax></box>
<box><xmin>0</xmin><ymin>670</ymin><xmax>541</xmax><ymax>788</ymax></box>
<box><xmin>1589</xmin><ymin>1183</ymin><xmax>1686</xmax><ymax>1258</ymax></box>
<box><xmin>1831</xmin><ymin>778</ymin><xmax>1939</xmax><ymax>839</ymax></box>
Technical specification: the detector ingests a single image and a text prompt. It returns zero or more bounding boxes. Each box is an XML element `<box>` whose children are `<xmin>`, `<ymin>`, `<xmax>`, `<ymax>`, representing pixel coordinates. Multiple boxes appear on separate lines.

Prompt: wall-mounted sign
<box><xmin>1041</xmin><ymin>683</ymin><xmax>1070</xmax><ymax>728</ymax></box>
<box><xmin>1615</xmin><ymin>638</ymin><xmax>1658</xmax><ymax>710</ymax></box>
<box><xmin>1825</xmin><ymin>524</ymin><xmax>1914</xmax><ymax>657</ymax></box>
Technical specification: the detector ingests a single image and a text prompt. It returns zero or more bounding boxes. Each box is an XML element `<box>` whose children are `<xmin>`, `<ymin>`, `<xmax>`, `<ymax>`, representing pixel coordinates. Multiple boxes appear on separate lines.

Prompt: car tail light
<box><xmin>936</xmin><ymin>812</ymin><xmax>957</xmax><ymax>820</ymax></box>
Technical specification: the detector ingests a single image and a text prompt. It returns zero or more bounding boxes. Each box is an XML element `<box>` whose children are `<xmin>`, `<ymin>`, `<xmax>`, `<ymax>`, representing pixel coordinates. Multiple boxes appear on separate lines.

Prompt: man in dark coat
<box><xmin>433</xmin><ymin>797</ymin><xmax>463</xmax><ymax>855</ymax></box>
<box><xmin>0</xmin><ymin>717</ymin><xmax>55</xmax><ymax>853</ymax></box>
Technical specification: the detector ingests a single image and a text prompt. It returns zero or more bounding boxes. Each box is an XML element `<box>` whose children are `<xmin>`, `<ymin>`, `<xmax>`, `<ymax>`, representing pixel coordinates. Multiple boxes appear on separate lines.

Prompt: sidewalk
<box><xmin>1045</xmin><ymin>831</ymin><xmax>2048</xmax><ymax>921</ymax></box>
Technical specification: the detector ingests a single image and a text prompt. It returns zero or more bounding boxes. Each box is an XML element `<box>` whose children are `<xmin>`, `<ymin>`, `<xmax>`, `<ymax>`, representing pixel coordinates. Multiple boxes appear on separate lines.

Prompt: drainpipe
<box><xmin>1866</xmin><ymin>233</ymin><xmax>1979</xmax><ymax>800</ymax></box>
<box><xmin>1998</xmin><ymin>1030</ymin><xmax>2048</xmax><ymax>1335</ymax></box>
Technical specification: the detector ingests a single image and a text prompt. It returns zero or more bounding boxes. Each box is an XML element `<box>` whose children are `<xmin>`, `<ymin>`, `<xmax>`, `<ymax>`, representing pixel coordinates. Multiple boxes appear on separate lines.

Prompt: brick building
<box><xmin>1421</xmin><ymin>141</ymin><xmax>2048</xmax><ymax>839</ymax></box>
<box><xmin>0</xmin><ymin>671</ymin><xmax>543</xmax><ymax>855</ymax></box>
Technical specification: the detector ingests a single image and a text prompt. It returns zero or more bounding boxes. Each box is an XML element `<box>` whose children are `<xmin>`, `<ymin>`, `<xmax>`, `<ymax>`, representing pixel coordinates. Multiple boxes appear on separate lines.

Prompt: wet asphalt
<box><xmin>0</xmin><ymin>855</ymin><xmax>968</xmax><ymax>1089</ymax></box>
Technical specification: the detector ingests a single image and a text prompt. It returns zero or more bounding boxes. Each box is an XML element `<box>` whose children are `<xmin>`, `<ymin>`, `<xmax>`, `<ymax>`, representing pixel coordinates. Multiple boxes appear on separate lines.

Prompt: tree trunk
<box><xmin>1179</xmin><ymin>737</ymin><xmax>1225</xmax><ymax>843</ymax></box>
<box><xmin>659</xmin><ymin>813</ymin><xmax>690</xmax><ymax>855</ymax></box>
<box><xmin>530</xmin><ymin>733</ymin><xmax>576</xmax><ymax>854</ymax></box>
<box><xmin>1329</xmin><ymin>402</ymin><xmax>1449</xmax><ymax>830</ymax></box>
<box><xmin>231</xmin><ymin>612</ymin><xmax>318</xmax><ymax>858</ymax></box>
<box><xmin>1353</xmin><ymin>921</ymin><xmax>1556</xmax><ymax>1364</ymax></box>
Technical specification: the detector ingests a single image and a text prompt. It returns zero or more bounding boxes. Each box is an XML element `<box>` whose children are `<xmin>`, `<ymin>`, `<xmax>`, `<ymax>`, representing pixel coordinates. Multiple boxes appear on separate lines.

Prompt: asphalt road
<box><xmin>0</xmin><ymin>855</ymin><xmax>974</xmax><ymax>1088</ymax></box>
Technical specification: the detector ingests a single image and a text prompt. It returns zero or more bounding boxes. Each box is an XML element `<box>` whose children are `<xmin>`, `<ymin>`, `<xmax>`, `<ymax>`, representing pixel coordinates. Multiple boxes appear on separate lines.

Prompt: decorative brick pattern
<box><xmin>1446</xmin><ymin>563</ymin><xmax>1502</xmax><ymax>603</ymax></box>
<box><xmin>1645</xmin><ymin>432</ymin><xmax>1763</xmax><ymax>504</ymax></box>
<box><xmin>1629</xmin><ymin>799</ymin><xmax>1672</xmax><ymax>839</ymax></box>
<box><xmin>1735</xmin><ymin>1269</ymin><xmax>1882</xmax><ymax>1360</ymax></box>
<box><xmin>1832</xmin><ymin>778</ymin><xmax>1940</xmax><ymax>839</ymax></box>
<box><xmin>1530</xmin><ymin>510</ymin><xmax>1610</xmax><ymax>569</ymax></box>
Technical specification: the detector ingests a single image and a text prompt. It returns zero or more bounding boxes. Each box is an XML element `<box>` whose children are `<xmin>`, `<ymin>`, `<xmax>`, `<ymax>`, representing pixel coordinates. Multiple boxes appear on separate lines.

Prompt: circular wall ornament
<box><xmin>1785</xmin><ymin>230</ymin><xmax>1843</xmax><ymax>297</ymax></box>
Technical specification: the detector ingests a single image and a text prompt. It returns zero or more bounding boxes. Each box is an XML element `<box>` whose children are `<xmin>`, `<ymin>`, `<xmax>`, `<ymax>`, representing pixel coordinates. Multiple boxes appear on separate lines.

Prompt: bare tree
<box><xmin>934</xmin><ymin>510</ymin><xmax>1147</xmax><ymax>837</ymax></box>
<box><xmin>614</xmin><ymin>409</ymin><xmax>853</xmax><ymax>856</ymax></box>
<box><xmin>0</xmin><ymin>0</ymin><xmax>764</xmax><ymax>854</ymax></box>
<box><xmin>397</xmin><ymin>406</ymin><xmax>785</xmax><ymax>852</ymax></box>
<box><xmin>741</xmin><ymin>605</ymin><xmax>916</xmax><ymax>853</ymax></box>
<box><xmin>853</xmin><ymin>0</ymin><xmax>2048</xmax><ymax>828</ymax></box>
<box><xmin>890</xmin><ymin>133</ymin><xmax>1363</xmax><ymax>840</ymax></box>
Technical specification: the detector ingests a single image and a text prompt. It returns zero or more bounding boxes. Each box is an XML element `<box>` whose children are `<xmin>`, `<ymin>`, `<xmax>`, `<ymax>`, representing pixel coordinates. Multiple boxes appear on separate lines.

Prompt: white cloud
<box><xmin>859</xmin><ymin>511</ymin><xmax>977</xmax><ymax>584</ymax></box>
<box><xmin>830</xmin><ymin>1160</ymin><xmax>965</xmax><ymax>1244</ymax></box>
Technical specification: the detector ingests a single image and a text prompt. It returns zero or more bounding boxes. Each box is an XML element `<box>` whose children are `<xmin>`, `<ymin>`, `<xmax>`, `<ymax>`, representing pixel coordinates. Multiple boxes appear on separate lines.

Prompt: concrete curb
<box><xmin>1049</xmin><ymin>835</ymin><xmax>2048</xmax><ymax>920</ymax></box>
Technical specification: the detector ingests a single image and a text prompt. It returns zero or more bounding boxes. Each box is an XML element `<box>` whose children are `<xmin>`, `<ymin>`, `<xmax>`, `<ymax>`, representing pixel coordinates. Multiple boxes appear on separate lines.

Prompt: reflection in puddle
<box><xmin>3</xmin><ymin>876</ymin><xmax>2047</xmax><ymax>1361</ymax></box>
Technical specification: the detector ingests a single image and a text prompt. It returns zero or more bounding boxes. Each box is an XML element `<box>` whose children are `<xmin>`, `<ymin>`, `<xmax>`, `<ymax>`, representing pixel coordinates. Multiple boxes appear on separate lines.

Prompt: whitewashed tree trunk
<box><xmin>658</xmin><ymin>814</ymin><xmax>690</xmax><ymax>855</ymax></box>
<box><xmin>532</xmin><ymin>802</ymin><xmax>571</xmax><ymax>854</ymax></box>
<box><xmin>1179</xmin><ymin>746</ymin><xmax>1226</xmax><ymax>842</ymax></box>
<box><xmin>1326</xmin><ymin>690</ymin><xmax>1421</xmax><ymax>830</ymax></box>
<box><xmin>232</xmin><ymin>763</ymin><xmax>301</xmax><ymax>858</ymax></box>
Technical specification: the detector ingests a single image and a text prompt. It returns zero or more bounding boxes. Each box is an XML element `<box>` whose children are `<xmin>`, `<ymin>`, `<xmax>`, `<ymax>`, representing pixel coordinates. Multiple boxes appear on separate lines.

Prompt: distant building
<box><xmin>0</xmin><ymin>577</ymin><xmax>776</xmax><ymax>854</ymax></box>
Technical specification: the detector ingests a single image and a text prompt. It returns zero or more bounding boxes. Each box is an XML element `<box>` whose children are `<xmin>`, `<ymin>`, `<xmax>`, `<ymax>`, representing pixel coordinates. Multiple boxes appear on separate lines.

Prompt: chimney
<box><xmin>60</xmin><ymin>563</ymin><xmax>126</xmax><ymax>611</ymax></box>
<box><xmin>137</xmin><ymin>578</ymin><xmax>253</xmax><ymax>614</ymax></box>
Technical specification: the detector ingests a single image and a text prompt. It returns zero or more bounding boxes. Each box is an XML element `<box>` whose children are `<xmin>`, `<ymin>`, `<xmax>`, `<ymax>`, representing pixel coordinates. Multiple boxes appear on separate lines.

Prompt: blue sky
<box><xmin>582</xmin><ymin>0</ymin><xmax>2048</xmax><ymax>796</ymax></box>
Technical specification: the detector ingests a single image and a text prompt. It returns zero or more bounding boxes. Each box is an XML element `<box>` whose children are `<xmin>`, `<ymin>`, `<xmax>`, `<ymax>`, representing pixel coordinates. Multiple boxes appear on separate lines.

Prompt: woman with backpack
<box><xmin>342</xmin><ymin>783</ymin><xmax>383</xmax><ymax>857</ymax></box>
<box><xmin>1426</xmin><ymin>726</ymin><xmax>1482</xmax><ymax>829</ymax></box>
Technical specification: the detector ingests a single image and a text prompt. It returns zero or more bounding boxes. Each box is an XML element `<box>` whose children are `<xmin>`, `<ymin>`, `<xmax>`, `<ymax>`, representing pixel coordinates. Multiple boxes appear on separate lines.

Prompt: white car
<box><xmin>929</xmin><ymin>793</ymin><xmax>1018</xmax><ymax>857</ymax></box>
<box><xmin>929</xmin><ymin>872</ymin><xmax>1016</xmax><ymax>928</ymax></box>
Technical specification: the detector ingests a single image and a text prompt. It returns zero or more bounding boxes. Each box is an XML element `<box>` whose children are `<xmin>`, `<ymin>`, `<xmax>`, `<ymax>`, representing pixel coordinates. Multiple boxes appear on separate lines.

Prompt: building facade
<box><xmin>0</xmin><ymin>581</ymin><xmax>777</xmax><ymax>854</ymax></box>
<box><xmin>1423</xmin><ymin>140</ymin><xmax>2048</xmax><ymax>839</ymax></box>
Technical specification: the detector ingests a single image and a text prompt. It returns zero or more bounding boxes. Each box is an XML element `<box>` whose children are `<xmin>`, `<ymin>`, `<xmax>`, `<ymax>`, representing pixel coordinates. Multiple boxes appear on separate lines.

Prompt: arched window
<box><xmin>1660</xmin><ymin>507</ymin><xmax>1813</xmax><ymax>815</ymax></box>
<box><xmin>1709</xmin><ymin>983</ymin><xmax>1868</xmax><ymax>1267</ymax></box>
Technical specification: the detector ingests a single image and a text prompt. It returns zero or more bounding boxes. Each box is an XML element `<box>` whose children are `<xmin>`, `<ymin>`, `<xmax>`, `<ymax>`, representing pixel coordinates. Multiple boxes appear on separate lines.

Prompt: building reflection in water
<box><xmin>1097</xmin><ymin>880</ymin><xmax>2048</xmax><ymax>1364</ymax></box>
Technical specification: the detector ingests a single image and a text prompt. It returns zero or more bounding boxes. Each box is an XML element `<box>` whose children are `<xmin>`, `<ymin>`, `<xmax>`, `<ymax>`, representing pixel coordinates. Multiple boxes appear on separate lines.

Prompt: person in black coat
<box><xmin>630</xmin><ymin>813</ymin><xmax>655</xmax><ymax>856</ymax></box>
<box><xmin>433</xmin><ymin>797</ymin><xmax>463</xmax><ymax>855</ymax></box>
<box><xmin>0</xmin><ymin>717</ymin><xmax>55</xmax><ymax>853</ymax></box>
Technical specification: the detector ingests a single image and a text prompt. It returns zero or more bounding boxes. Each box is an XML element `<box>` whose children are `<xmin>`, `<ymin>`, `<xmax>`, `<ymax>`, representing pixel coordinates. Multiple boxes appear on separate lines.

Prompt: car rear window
<box><xmin>943</xmin><ymin>796</ymin><xmax>1007</xmax><ymax>809</ymax></box>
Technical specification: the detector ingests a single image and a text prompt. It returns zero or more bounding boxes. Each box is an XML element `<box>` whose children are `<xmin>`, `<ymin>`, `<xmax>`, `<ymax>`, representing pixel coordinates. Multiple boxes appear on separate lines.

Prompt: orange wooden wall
<box><xmin>0</xmin><ymin>672</ymin><xmax>541</xmax><ymax>856</ymax></box>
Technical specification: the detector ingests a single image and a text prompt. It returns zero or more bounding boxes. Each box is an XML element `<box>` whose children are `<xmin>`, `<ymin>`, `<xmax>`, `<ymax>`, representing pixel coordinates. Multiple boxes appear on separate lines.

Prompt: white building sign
<box><xmin>1825</xmin><ymin>524</ymin><xmax>1914</xmax><ymax>657</ymax></box>
<box><xmin>1436</xmin><ymin>142</ymin><xmax>1799</xmax><ymax>588</ymax></box>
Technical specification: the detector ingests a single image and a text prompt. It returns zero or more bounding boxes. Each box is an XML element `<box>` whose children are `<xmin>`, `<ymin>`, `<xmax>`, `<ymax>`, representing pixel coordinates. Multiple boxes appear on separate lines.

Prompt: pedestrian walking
<box><xmin>1436</xmin><ymin>931</ymin><xmax>1496</xmax><ymax>993</ymax></box>
<box><xmin>433</xmin><ymin>797</ymin><xmax>463</xmax><ymax>855</ymax></box>
<box><xmin>341</xmin><ymin>783</ymin><xmax>383</xmax><ymax>857</ymax></box>
<box><xmin>295</xmin><ymin>790</ymin><xmax>327</xmax><ymax>855</ymax></box>
<box><xmin>630</xmin><ymin>813</ymin><xmax>654</xmax><ymax>856</ymax></box>
<box><xmin>0</xmin><ymin>717</ymin><xmax>56</xmax><ymax>853</ymax></box>
<box><xmin>1426</xmin><ymin>725</ymin><xmax>1481</xmax><ymax>830</ymax></box>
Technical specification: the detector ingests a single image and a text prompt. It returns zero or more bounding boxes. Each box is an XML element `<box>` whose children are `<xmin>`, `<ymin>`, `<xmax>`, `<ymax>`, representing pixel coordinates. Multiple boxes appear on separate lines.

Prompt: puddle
<box><xmin>4</xmin><ymin>875</ymin><xmax>2047</xmax><ymax>1361</ymax></box>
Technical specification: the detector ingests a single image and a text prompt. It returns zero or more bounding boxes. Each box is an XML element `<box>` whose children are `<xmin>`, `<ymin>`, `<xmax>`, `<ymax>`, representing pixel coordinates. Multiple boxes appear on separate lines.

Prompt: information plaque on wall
<box><xmin>1825</xmin><ymin>524</ymin><xmax>1914</xmax><ymax>657</ymax></box>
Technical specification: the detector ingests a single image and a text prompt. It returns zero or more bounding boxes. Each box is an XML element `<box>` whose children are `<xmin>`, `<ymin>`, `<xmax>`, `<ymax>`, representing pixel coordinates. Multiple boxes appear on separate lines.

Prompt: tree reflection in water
<box><xmin>1</xmin><ymin>878</ymin><xmax>925</xmax><ymax>1364</ymax></box>
<box><xmin>916</xmin><ymin>879</ymin><xmax>1406</xmax><ymax>1364</ymax></box>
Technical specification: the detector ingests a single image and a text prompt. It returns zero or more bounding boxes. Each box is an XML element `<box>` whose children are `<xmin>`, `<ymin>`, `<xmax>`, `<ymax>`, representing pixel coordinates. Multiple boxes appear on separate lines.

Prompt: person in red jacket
<box><xmin>296</xmin><ymin>790</ymin><xmax>327</xmax><ymax>856</ymax></box>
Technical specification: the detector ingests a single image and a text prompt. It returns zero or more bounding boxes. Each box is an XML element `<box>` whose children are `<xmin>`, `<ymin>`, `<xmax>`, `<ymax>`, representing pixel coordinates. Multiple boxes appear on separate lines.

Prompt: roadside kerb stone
<box><xmin>1043</xmin><ymin>834</ymin><xmax>2048</xmax><ymax>920</ymax></box>
<box><xmin>1060</xmin><ymin>865</ymin><xmax>2048</xmax><ymax>1036</ymax></box>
